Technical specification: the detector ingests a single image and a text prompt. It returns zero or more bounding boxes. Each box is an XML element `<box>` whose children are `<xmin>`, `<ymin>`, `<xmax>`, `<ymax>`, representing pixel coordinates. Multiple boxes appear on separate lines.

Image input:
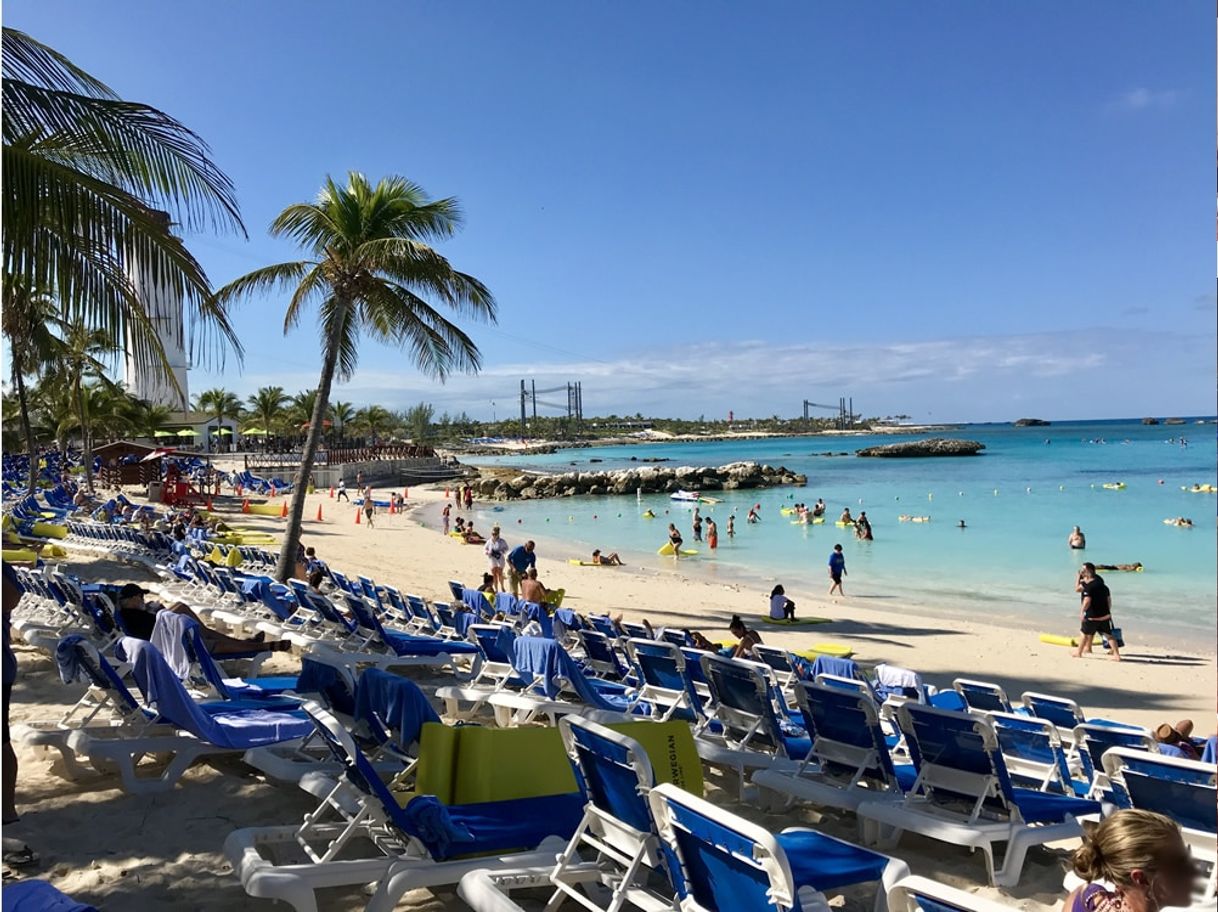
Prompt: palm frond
<box><xmin>1</xmin><ymin>28</ymin><xmax>116</xmax><ymax>98</ymax></box>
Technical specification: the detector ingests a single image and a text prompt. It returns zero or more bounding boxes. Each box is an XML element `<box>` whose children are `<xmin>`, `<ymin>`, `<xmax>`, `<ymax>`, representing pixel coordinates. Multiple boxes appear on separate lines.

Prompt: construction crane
<box><xmin>802</xmin><ymin>397</ymin><xmax>855</xmax><ymax>430</ymax></box>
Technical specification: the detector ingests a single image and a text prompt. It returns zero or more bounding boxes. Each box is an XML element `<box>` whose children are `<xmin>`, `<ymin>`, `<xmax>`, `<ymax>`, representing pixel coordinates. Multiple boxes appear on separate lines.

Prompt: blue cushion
<box><xmin>777</xmin><ymin>829</ymin><xmax>890</xmax><ymax>892</ymax></box>
<box><xmin>1008</xmin><ymin>787</ymin><xmax>1100</xmax><ymax>823</ymax></box>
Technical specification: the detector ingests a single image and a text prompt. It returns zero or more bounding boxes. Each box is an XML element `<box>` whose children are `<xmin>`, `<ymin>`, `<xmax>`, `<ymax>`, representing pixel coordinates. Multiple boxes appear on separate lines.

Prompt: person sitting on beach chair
<box><xmin>727</xmin><ymin>614</ymin><xmax>763</xmax><ymax>659</ymax></box>
<box><xmin>591</xmin><ymin>549</ymin><xmax>624</xmax><ymax>566</ymax></box>
<box><xmin>116</xmin><ymin>584</ymin><xmax>288</xmax><ymax>655</ymax></box>
<box><xmin>520</xmin><ymin>568</ymin><xmax>550</xmax><ymax>606</ymax></box>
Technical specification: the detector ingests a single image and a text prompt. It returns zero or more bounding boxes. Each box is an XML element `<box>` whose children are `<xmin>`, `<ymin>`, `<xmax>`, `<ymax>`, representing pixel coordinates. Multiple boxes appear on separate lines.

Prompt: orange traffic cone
<box><xmin>242</xmin><ymin>499</ymin><xmax>250</xmax><ymax>513</ymax></box>
<box><xmin>316</xmin><ymin>504</ymin><xmax>324</xmax><ymax>522</ymax></box>
<box><xmin>444</xmin><ymin>487</ymin><xmax>450</xmax><ymax>498</ymax></box>
<box><xmin>355</xmin><ymin>508</ymin><xmax>361</xmax><ymax>525</ymax></box>
<box><xmin>388</xmin><ymin>500</ymin><xmax>396</xmax><ymax>515</ymax></box>
<box><xmin>270</xmin><ymin>483</ymin><xmax>277</xmax><ymax>498</ymax></box>
<box><xmin>403</xmin><ymin>487</ymin><xmax>409</xmax><ymax>499</ymax></box>
<box><xmin>206</xmin><ymin>496</ymin><xmax>214</xmax><ymax>511</ymax></box>
<box><xmin>280</xmin><ymin>500</ymin><xmax>288</xmax><ymax>518</ymax></box>
<box><xmin>236</xmin><ymin>484</ymin><xmax>243</xmax><ymax>496</ymax></box>
<box><xmin>328</xmin><ymin>485</ymin><xmax>334</xmax><ymax>499</ymax></box>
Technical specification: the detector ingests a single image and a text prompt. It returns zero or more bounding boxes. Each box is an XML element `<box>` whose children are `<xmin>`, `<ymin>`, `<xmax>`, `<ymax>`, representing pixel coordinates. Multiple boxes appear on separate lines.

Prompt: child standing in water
<box><xmin>726</xmin><ymin>514</ymin><xmax>735</xmax><ymax>537</ymax></box>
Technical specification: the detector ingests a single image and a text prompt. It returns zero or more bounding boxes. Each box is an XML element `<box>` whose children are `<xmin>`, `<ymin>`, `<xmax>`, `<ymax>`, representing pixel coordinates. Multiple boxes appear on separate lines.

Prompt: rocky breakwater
<box><xmin>473</xmin><ymin>462</ymin><xmax>807</xmax><ymax>501</ymax></box>
<box><xmin>855</xmin><ymin>437</ymin><xmax>985</xmax><ymax>458</ymax></box>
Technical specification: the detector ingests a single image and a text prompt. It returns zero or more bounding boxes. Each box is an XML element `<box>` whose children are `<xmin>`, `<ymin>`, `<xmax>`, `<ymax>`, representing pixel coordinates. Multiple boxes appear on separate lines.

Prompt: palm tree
<box><xmin>2</xmin><ymin>28</ymin><xmax>245</xmax><ymax>386</ymax></box>
<box><xmin>124</xmin><ymin>396</ymin><xmax>174</xmax><ymax>440</ymax></box>
<box><xmin>353</xmin><ymin>405</ymin><xmax>394</xmax><ymax>442</ymax></box>
<box><xmin>215</xmin><ymin>172</ymin><xmax>496</xmax><ymax>580</ymax></box>
<box><xmin>328</xmin><ymin>400</ymin><xmax>355</xmax><ymax>440</ymax></box>
<box><xmin>246</xmin><ymin>385</ymin><xmax>288</xmax><ymax>437</ymax></box>
<box><xmin>194</xmin><ymin>387</ymin><xmax>242</xmax><ymax>450</ymax></box>
<box><xmin>48</xmin><ymin>323</ymin><xmax>118</xmax><ymax>492</ymax></box>
<box><xmin>287</xmin><ymin>389</ymin><xmax>319</xmax><ymax>431</ymax></box>
<box><xmin>1</xmin><ymin>278</ymin><xmax>65</xmax><ymax>493</ymax></box>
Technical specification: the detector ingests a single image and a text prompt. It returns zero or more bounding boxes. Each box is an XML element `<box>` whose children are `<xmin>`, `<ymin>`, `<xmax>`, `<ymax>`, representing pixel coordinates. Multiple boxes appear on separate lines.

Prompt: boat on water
<box><xmin>670</xmin><ymin>490</ymin><xmax>701</xmax><ymax>502</ymax></box>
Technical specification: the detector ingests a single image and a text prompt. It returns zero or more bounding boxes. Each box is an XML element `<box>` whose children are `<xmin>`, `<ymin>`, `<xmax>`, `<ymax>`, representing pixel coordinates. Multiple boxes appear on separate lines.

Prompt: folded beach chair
<box><xmin>695</xmin><ymin>654</ymin><xmax>809</xmax><ymax>794</ymax></box>
<box><xmin>65</xmin><ymin>637</ymin><xmax>313</xmax><ymax>793</ymax></box>
<box><xmin>857</xmin><ymin>703</ymin><xmax>1101</xmax><ymax>886</ymax></box>
<box><xmin>227</xmin><ymin>706</ymin><xmax>584</xmax><ymax>912</ymax></box>
<box><xmin>886</xmin><ymin>875</ymin><xmax>1020</xmax><ymax>912</ymax></box>
<box><xmin>1101</xmin><ymin>747</ymin><xmax>1216</xmax><ymax>901</ymax></box>
<box><xmin>649</xmin><ymin>781</ymin><xmax>911</xmax><ymax>912</ymax></box>
<box><xmin>754</xmin><ymin>679</ymin><xmax>917</xmax><ymax>818</ymax></box>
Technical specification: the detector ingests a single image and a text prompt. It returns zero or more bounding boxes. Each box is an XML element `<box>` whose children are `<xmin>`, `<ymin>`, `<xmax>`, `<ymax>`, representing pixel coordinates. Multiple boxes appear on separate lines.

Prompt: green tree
<box><xmin>353</xmin><ymin>404</ymin><xmax>394</xmax><ymax>441</ymax></box>
<box><xmin>48</xmin><ymin>323</ymin><xmax>117</xmax><ymax>492</ymax></box>
<box><xmin>246</xmin><ymin>385</ymin><xmax>289</xmax><ymax>436</ymax></box>
<box><xmin>287</xmin><ymin>389</ymin><xmax>318</xmax><ymax>431</ymax></box>
<box><xmin>1</xmin><ymin>279</ymin><xmax>65</xmax><ymax>493</ymax></box>
<box><xmin>328</xmin><ymin>400</ymin><xmax>355</xmax><ymax>439</ymax></box>
<box><xmin>2</xmin><ymin>28</ymin><xmax>245</xmax><ymax>387</ymax></box>
<box><xmin>402</xmin><ymin>402</ymin><xmax>435</xmax><ymax>442</ymax></box>
<box><xmin>194</xmin><ymin>387</ymin><xmax>242</xmax><ymax>448</ymax></box>
<box><xmin>124</xmin><ymin>396</ymin><xmax>174</xmax><ymax>440</ymax></box>
<box><xmin>214</xmin><ymin>172</ymin><xmax>496</xmax><ymax>580</ymax></box>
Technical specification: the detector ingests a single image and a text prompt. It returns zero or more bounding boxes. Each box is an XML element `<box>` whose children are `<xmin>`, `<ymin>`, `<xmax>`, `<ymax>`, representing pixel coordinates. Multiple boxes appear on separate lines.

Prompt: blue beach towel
<box><xmin>353</xmin><ymin>668</ymin><xmax>441</xmax><ymax>750</ymax></box>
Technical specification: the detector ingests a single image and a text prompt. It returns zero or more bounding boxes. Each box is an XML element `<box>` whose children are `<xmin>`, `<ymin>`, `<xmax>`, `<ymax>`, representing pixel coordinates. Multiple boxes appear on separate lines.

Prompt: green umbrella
<box><xmin>213</xmin><ymin>427</ymin><xmax>233</xmax><ymax>436</ymax></box>
<box><xmin>175</xmin><ymin>428</ymin><xmax>197</xmax><ymax>437</ymax></box>
<box><xmin>242</xmin><ymin>427</ymin><xmax>268</xmax><ymax>436</ymax></box>
<box><xmin>153</xmin><ymin>430</ymin><xmax>174</xmax><ymax>438</ymax></box>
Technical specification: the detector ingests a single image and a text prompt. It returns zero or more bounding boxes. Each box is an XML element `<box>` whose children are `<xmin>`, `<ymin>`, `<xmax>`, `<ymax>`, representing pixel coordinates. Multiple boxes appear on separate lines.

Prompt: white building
<box><xmin>122</xmin><ymin>211</ymin><xmax>190</xmax><ymax>412</ymax></box>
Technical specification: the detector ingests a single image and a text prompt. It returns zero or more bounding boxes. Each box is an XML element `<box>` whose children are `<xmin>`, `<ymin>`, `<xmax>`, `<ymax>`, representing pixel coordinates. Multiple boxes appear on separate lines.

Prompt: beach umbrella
<box><xmin>175</xmin><ymin>428</ymin><xmax>197</xmax><ymax>437</ymax></box>
<box><xmin>212</xmin><ymin>427</ymin><xmax>233</xmax><ymax>436</ymax></box>
<box><xmin>153</xmin><ymin>430</ymin><xmax>174</xmax><ymax>438</ymax></box>
<box><xmin>242</xmin><ymin>427</ymin><xmax>267</xmax><ymax>436</ymax></box>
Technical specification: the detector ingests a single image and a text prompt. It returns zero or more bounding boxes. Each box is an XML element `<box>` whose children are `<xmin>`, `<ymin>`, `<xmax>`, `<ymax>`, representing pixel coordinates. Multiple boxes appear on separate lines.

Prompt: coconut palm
<box><xmin>214</xmin><ymin>172</ymin><xmax>496</xmax><ymax>580</ymax></box>
<box><xmin>2</xmin><ymin>278</ymin><xmax>66</xmax><ymax>493</ymax></box>
<box><xmin>46</xmin><ymin>323</ymin><xmax>118</xmax><ymax>491</ymax></box>
<box><xmin>194</xmin><ymin>387</ymin><xmax>242</xmax><ymax>449</ymax></box>
<box><xmin>124</xmin><ymin>397</ymin><xmax>174</xmax><ymax>440</ymax></box>
<box><xmin>287</xmin><ymin>389</ymin><xmax>319</xmax><ymax>431</ymax></box>
<box><xmin>328</xmin><ymin>401</ymin><xmax>355</xmax><ymax>440</ymax></box>
<box><xmin>2</xmin><ymin>28</ymin><xmax>245</xmax><ymax>384</ymax></box>
<box><xmin>246</xmin><ymin>386</ymin><xmax>289</xmax><ymax>438</ymax></box>
<box><xmin>353</xmin><ymin>405</ymin><xmax>394</xmax><ymax>442</ymax></box>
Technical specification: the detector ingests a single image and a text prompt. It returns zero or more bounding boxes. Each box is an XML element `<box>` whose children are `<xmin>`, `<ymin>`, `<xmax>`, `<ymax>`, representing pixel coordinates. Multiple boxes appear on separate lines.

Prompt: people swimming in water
<box><xmin>839</xmin><ymin>507</ymin><xmax>854</xmax><ymax>524</ymax></box>
<box><xmin>746</xmin><ymin>506</ymin><xmax>760</xmax><ymax>524</ymax></box>
<box><xmin>1165</xmin><ymin>517</ymin><xmax>1194</xmax><ymax>527</ymax></box>
<box><xmin>811</xmin><ymin>499</ymin><xmax>826</xmax><ymax>518</ymax></box>
<box><xmin>854</xmin><ymin>511</ymin><xmax>873</xmax><ymax>540</ymax></box>
<box><xmin>1068</xmin><ymin>526</ymin><xmax>1086</xmax><ymax>549</ymax></box>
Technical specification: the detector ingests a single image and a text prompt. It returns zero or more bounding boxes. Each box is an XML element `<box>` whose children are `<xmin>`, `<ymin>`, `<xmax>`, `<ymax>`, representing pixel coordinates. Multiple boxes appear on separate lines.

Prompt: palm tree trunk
<box><xmin>75</xmin><ymin>377</ymin><xmax>94</xmax><ymax>493</ymax></box>
<box><xmin>13</xmin><ymin>368</ymin><xmax>38</xmax><ymax>496</ymax></box>
<box><xmin>274</xmin><ymin>313</ymin><xmax>343</xmax><ymax>582</ymax></box>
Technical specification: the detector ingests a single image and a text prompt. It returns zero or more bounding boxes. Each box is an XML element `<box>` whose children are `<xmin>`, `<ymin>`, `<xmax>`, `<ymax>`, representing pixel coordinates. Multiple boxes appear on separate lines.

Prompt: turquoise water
<box><xmin>463</xmin><ymin>420</ymin><xmax>1217</xmax><ymax>640</ymax></box>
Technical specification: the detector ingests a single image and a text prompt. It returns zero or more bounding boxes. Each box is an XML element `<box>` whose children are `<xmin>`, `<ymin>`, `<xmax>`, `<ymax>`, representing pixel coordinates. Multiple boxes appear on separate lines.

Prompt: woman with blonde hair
<box><xmin>1066</xmin><ymin>809</ymin><xmax>1196</xmax><ymax>910</ymax></box>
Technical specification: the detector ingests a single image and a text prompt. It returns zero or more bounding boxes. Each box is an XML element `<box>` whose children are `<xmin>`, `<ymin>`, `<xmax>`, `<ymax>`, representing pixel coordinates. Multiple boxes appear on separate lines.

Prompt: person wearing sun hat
<box><xmin>116</xmin><ymin>583</ymin><xmax>288</xmax><ymax>654</ymax></box>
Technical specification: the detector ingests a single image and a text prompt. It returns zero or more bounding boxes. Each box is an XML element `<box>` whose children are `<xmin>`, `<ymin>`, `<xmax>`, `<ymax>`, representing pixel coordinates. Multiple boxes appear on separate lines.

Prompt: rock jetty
<box><xmin>855</xmin><ymin>437</ymin><xmax>985</xmax><ymax>458</ymax></box>
<box><xmin>472</xmin><ymin>462</ymin><xmax>807</xmax><ymax>501</ymax></box>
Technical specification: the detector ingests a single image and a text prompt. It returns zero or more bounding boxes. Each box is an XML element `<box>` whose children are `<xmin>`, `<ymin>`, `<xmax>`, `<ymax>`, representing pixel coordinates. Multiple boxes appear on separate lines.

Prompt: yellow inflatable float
<box><xmin>657</xmin><ymin>543</ymin><xmax>699</xmax><ymax>556</ymax></box>
<box><xmin>793</xmin><ymin>643</ymin><xmax>855</xmax><ymax>659</ymax></box>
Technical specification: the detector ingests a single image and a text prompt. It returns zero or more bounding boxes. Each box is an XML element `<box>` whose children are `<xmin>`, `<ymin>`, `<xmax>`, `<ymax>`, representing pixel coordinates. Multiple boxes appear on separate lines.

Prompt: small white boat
<box><xmin>670</xmin><ymin>490</ymin><xmax>701</xmax><ymax>502</ymax></box>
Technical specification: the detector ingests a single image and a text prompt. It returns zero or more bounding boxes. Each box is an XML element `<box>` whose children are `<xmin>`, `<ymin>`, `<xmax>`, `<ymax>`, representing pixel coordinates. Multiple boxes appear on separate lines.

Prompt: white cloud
<box><xmin>195</xmin><ymin>327</ymin><xmax>1216</xmax><ymax>422</ymax></box>
<box><xmin>1111</xmin><ymin>87</ymin><xmax>1179</xmax><ymax>112</ymax></box>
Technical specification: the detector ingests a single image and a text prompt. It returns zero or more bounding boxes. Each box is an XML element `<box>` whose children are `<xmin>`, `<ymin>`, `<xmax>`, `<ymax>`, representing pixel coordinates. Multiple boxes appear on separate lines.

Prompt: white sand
<box><xmin>4</xmin><ymin>485</ymin><xmax>1213</xmax><ymax>909</ymax></box>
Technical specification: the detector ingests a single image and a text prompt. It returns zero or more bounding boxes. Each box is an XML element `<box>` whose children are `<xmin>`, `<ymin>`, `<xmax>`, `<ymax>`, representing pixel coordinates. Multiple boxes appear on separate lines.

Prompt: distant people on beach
<box><xmin>507</xmin><ymin>540</ymin><xmax>536</xmax><ymax>596</ymax></box>
<box><xmin>1073</xmin><ymin>562</ymin><xmax>1120</xmax><ymax>661</ymax></box>
<box><xmin>727</xmin><ymin>614</ymin><xmax>763</xmax><ymax>658</ymax></box>
<box><xmin>336</xmin><ymin>479</ymin><xmax>349</xmax><ymax>502</ymax></box>
<box><xmin>746</xmin><ymin>505</ymin><xmax>760</xmax><ymax>524</ymax></box>
<box><xmin>441</xmin><ymin>504</ymin><xmax>451</xmax><ymax>534</ymax></box>
<box><xmin>666</xmin><ymin>523</ymin><xmax>684</xmax><ymax>558</ymax></box>
<box><xmin>463</xmin><ymin>485</ymin><xmax>473</xmax><ymax>510</ymax></box>
<box><xmin>355</xmin><ymin>470</ymin><xmax>364</xmax><ymax>488</ymax></box>
<box><xmin>705</xmin><ymin>516</ymin><xmax>718</xmax><ymax>550</ymax></box>
<box><xmin>591</xmin><ymin>549</ymin><xmax>624</xmax><ymax>565</ymax></box>
<box><xmin>484</xmin><ymin>525</ymin><xmax>508</xmax><ymax>592</ymax></box>
<box><xmin>1065</xmin><ymin>810</ymin><xmax>1195</xmax><ymax>912</ymax></box>
<box><xmin>362</xmin><ymin>498</ymin><xmax>375</xmax><ymax>528</ymax></box>
<box><xmin>462</xmin><ymin>523</ymin><xmax>485</xmax><ymax>545</ymax></box>
<box><xmin>828</xmin><ymin>544</ymin><xmax>847</xmax><ymax>596</ymax></box>
<box><xmin>726</xmin><ymin>515</ymin><xmax>735</xmax><ymax>537</ymax></box>
<box><xmin>692</xmin><ymin>511</ymin><xmax>702</xmax><ymax>542</ymax></box>
<box><xmin>769</xmin><ymin>584</ymin><xmax>796</xmax><ymax>620</ymax></box>
<box><xmin>1068</xmin><ymin>526</ymin><xmax>1086</xmax><ymax>549</ymax></box>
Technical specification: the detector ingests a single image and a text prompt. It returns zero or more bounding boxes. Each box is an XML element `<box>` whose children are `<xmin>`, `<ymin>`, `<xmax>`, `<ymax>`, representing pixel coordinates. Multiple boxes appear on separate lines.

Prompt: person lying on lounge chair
<box><xmin>116</xmin><ymin>584</ymin><xmax>288</xmax><ymax>655</ymax></box>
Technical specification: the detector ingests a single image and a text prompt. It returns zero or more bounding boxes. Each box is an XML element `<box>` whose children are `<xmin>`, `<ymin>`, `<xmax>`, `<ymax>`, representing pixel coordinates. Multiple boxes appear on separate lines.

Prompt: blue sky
<box><xmin>6</xmin><ymin>1</ymin><xmax>1215</xmax><ymax>422</ymax></box>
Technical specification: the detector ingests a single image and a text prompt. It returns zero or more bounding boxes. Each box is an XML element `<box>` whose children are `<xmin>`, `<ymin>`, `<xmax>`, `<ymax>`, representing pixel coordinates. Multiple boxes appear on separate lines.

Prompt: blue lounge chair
<box><xmin>624</xmin><ymin>638</ymin><xmax>704</xmax><ymax>722</ymax></box>
<box><xmin>649</xmin><ymin>781</ymin><xmax>911</xmax><ymax>912</ymax></box>
<box><xmin>1072</xmin><ymin>723</ymin><xmax>1157</xmax><ymax>798</ymax></box>
<box><xmin>754</xmin><ymin>680</ymin><xmax>916</xmax><ymax>816</ymax></box>
<box><xmin>1020</xmin><ymin>691</ymin><xmax>1129</xmax><ymax>736</ymax></box>
<box><xmin>951</xmin><ymin>679</ymin><xmax>1018</xmax><ymax>715</ymax></box>
<box><xmin>1101</xmin><ymin>747</ymin><xmax>1216</xmax><ymax>902</ymax></box>
<box><xmin>987</xmin><ymin>712</ymin><xmax>1088</xmax><ymax>797</ymax></box>
<box><xmin>576</xmin><ymin>629</ymin><xmax>630</xmax><ymax>681</ymax></box>
<box><xmin>227</xmin><ymin>703</ymin><xmax>583</xmax><ymax>912</ymax></box>
<box><xmin>339</xmin><ymin>591</ymin><xmax>479</xmax><ymax>667</ymax></box>
<box><xmin>857</xmin><ymin>703</ymin><xmax>1101</xmax><ymax>887</ymax></box>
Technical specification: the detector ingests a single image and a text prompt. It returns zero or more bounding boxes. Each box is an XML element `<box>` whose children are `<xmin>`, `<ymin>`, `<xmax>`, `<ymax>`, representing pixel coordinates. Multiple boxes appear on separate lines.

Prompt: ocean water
<box><xmin>462</xmin><ymin>420</ymin><xmax>1217</xmax><ymax>641</ymax></box>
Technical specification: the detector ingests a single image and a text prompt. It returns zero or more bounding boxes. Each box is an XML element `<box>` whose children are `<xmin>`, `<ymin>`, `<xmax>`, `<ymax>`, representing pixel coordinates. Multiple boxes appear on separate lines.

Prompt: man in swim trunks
<box><xmin>1068</xmin><ymin>526</ymin><xmax>1086</xmax><ymax>549</ymax></box>
<box><xmin>828</xmin><ymin>544</ymin><xmax>846</xmax><ymax>596</ymax></box>
<box><xmin>1072</xmin><ymin>563</ymin><xmax>1120</xmax><ymax>661</ymax></box>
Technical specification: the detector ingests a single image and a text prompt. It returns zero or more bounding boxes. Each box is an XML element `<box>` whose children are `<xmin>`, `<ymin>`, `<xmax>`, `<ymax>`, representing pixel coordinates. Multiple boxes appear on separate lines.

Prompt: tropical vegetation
<box><xmin>214</xmin><ymin>172</ymin><xmax>496</xmax><ymax>580</ymax></box>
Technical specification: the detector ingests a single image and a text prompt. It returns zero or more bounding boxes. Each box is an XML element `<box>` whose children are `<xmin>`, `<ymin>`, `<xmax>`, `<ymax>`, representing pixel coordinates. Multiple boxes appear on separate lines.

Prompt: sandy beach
<box><xmin>5</xmin><ymin>484</ymin><xmax>1214</xmax><ymax>910</ymax></box>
